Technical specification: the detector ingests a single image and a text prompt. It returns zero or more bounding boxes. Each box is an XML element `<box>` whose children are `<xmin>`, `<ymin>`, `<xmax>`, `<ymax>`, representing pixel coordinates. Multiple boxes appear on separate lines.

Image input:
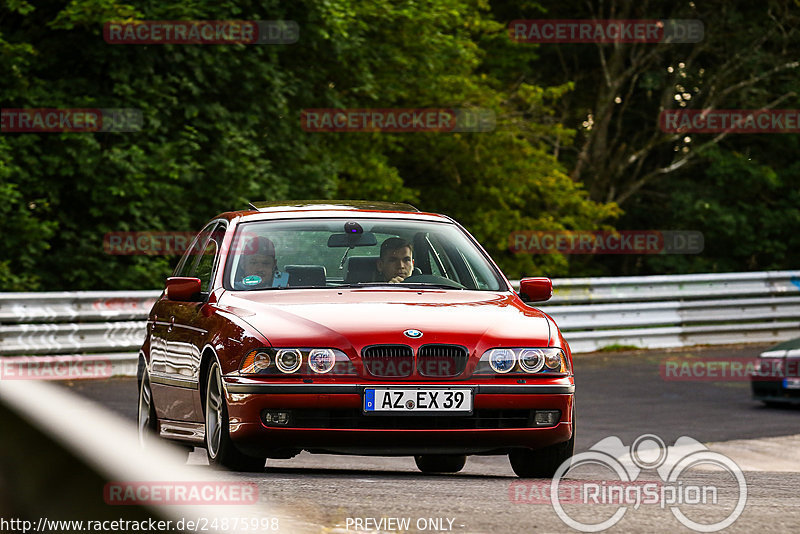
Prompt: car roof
<box><xmin>249</xmin><ymin>200</ymin><xmax>420</xmax><ymax>212</ymax></box>
<box><xmin>213</xmin><ymin>200</ymin><xmax>454</xmax><ymax>223</ymax></box>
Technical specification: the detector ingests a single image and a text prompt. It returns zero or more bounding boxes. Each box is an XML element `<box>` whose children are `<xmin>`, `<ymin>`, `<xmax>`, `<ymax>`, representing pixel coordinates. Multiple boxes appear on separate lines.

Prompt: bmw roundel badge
<box><xmin>404</xmin><ymin>329</ymin><xmax>423</xmax><ymax>339</ymax></box>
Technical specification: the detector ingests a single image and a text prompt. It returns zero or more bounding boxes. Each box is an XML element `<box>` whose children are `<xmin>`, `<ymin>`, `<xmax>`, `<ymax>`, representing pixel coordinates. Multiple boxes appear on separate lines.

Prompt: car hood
<box><xmin>218</xmin><ymin>288</ymin><xmax>552</xmax><ymax>352</ymax></box>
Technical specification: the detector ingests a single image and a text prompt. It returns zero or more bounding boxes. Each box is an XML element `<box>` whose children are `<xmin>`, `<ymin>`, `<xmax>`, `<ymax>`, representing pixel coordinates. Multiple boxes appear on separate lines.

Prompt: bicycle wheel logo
<box><xmin>551</xmin><ymin>434</ymin><xmax>747</xmax><ymax>532</ymax></box>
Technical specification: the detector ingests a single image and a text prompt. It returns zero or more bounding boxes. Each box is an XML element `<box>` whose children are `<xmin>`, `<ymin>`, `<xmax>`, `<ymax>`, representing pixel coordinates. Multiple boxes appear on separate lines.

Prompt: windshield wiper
<box><xmin>396</xmin><ymin>282</ymin><xmax>464</xmax><ymax>290</ymax></box>
<box><xmin>338</xmin><ymin>282</ymin><xmax>463</xmax><ymax>290</ymax></box>
<box><xmin>337</xmin><ymin>282</ymin><xmax>394</xmax><ymax>288</ymax></box>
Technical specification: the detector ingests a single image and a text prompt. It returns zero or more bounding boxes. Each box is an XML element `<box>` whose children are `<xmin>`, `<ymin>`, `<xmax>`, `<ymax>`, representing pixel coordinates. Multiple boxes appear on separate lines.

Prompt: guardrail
<box><xmin>531</xmin><ymin>270</ymin><xmax>800</xmax><ymax>352</ymax></box>
<box><xmin>0</xmin><ymin>291</ymin><xmax>157</xmax><ymax>376</ymax></box>
<box><xmin>1</xmin><ymin>270</ymin><xmax>798</xmax><ymax>371</ymax></box>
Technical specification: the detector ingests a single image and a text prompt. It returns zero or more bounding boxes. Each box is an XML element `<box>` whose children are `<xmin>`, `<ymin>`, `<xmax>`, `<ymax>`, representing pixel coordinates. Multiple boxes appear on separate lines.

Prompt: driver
<box><xmin>376</xmin><ymin>237</ymin><xmax>414</xmax><ymax>283</ymax></box>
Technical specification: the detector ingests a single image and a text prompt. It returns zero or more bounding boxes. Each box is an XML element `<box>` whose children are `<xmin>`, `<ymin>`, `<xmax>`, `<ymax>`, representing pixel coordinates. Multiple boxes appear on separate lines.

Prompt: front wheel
<box><xmin>414</xmin><ymin>454</ymin><xmax>467</xmax><ymax>474</ymax></box>
<box><xmin>205</xmin><ymin>361</ymin><xmax>266</xmax><ymax>472</ymax></box>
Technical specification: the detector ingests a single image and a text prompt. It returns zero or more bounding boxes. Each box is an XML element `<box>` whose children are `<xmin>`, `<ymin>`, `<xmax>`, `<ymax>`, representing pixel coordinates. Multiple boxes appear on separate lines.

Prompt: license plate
<box><xmin>364</xmin><ymin>388</ymin><xmax>473</xmax><ymax>413</ymax></box>
<box><xmin>783</xmin><ymin>378</ymin><xmax>800</xmax><ymax>389</ymax></box>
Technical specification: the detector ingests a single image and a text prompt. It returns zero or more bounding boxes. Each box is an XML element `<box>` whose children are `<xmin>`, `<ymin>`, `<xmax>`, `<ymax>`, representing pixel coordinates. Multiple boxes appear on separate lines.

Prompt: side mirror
<box><xmin>518</xmin><ymin>277</ymin><xmax>553</xmax><ymax>303</ymax></box>
<box><xmin>165</xmin><ymin>277</ymin><xmax>202</xmax><ymax>301</ymax></box>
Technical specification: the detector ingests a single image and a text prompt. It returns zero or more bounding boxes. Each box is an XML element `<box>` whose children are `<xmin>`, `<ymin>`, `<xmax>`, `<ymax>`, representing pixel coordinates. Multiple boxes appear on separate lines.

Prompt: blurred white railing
<box><xmin>0</xmin><ymin>378</ymin><xmax>293</xmax><ymax>531</ymax></box>
<box><xmin>1</xmin><ymin>271</ymin><xmax>799</xmax><ymax>372</ymax></box>
<box><xmin>0</xmin><ymin>291</ymin><xmax>157</xmax><ymax>375</ymax></box>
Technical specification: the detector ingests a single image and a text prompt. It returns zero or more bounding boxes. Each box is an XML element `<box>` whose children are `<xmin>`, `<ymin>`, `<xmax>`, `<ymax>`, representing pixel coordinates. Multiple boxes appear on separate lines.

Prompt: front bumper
<box><xmin>224</xmin><ymin>377</ymin><xmax>574</xmax><ymax>456</ymax></box>
<box><xmin>752</xmin><ymin>379</ymin><xmax>800</xmax><ymax>404</ymax></box>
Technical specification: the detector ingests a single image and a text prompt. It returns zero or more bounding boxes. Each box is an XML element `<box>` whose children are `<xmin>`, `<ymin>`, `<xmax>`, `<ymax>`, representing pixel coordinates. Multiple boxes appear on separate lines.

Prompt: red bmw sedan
<box><xmin>137</xmin><ymin>201</ymin><xmax>574</xmax><ymax>477</ymax></box>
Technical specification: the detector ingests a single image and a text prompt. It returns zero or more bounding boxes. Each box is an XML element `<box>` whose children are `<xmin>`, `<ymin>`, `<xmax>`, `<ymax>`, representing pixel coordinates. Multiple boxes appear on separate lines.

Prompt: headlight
<box><xmin>308</xmin><ymin>348</ymin><xmax>336</xmax><ymax>374</ymax></box>
<box><xmin>252</xmin><ymin>351</ymin><xmax>271</xmax><ymax>372</ymax></box>
<box><xmin>518</xmin><ymin>349</ymin><xmax>545</xmax><ymax>373</ymax></box>
<box><xmin>476</xmin><ymin>347</ymin><xmax>570</xmax><ymax>375</ymax></box>
<box><xmin>239</xmin><ymin>348</ymin><xmax>357</xmax><ymax>376</ymax></box>
<box><xmin>544</xmin><ymin>350</ymin><xmax>562</xmax><ymax>370</ymax></box>
<box><xmin>488</xmin><ymin>348</ymin><xmax>516</xmax><ymax>373</ymax></box>
<box><xmin>275</xmin><ymin>349</ymin><xmax>302</xmax><ymax>373</ymax></box>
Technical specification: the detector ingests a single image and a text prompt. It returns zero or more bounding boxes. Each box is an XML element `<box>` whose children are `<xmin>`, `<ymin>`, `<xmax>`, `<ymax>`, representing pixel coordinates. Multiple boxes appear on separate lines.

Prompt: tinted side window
<box><xmin>174</xmin><ymin>223</ymin><xmax>216</xmax><ymax>277</ymax></box>
<box><xmin>194</xmin><ymin>238</ymin><xmax>218</xmax><ymax>293</ymax></box>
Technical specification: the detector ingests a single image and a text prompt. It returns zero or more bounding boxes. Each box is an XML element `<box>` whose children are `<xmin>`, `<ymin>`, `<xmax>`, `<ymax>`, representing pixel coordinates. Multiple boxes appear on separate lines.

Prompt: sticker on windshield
<box><xmin>242</xmin><ymin>275</ymin><xmax>262</xmax><ymax>286</ymax></box>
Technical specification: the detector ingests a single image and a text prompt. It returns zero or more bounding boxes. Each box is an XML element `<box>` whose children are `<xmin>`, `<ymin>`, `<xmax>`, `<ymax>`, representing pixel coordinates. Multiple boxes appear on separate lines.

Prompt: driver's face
<box><xmin>245</xmin><ymin>255</ymin><xmax>275</xmax><ymax>281</ymax></box>
<box><xmin>377</xmin><ymin>246</ymin><xmax>413</xmax><ymax>282</ymax></box>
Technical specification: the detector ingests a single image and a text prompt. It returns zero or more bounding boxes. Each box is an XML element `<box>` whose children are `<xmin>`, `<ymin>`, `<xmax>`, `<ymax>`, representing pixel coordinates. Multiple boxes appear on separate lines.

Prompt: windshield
<box><xmin>223</xmin><ymin>218</ymin><xmax>505</xmax><ymax>291</ymax></box>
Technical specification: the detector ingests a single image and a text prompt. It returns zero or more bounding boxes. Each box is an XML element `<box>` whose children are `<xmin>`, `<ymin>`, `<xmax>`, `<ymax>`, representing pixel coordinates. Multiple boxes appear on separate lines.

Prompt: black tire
<box><xmin>414</xmin><ymin>454</ymin><xmax>467</xmax><ymax>474</ymax></box>
<box><xmin>137</xmin><ymin>368</ymin><xmax>158</xmax><ymax>447</ymax></box>
<box><xmin>205</xmin><ymin>361</ymin><xmax>266</xmax><ymax>472</ymax></box>
<box><xmin>509</xmin><ymin>406</ymin><xmax>575</xmax><ymax>478</ymax></box>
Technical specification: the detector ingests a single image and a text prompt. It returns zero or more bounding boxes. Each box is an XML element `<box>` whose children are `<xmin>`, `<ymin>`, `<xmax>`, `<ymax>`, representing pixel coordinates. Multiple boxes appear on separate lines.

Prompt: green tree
<box><xmin>487</xmin><ymin>0</ymin><xmax>800</xmax><ymax>274</ymax></box>
<box><xmin>1</xmin><ymin>0</ymin><xmax>616</xmax><ymax>289</ymax></box>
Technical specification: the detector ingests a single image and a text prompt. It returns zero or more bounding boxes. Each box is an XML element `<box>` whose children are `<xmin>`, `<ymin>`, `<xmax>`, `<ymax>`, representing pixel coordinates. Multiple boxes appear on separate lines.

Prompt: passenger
<box><xmin>376</xmin><ymin>237</ymin><xmax>414</xmax><ymax>283</ymax></box>
<box><xmin>238</xmin><ymin>236</ymin><xmax>288</xmax><ymax>288</ymax></box>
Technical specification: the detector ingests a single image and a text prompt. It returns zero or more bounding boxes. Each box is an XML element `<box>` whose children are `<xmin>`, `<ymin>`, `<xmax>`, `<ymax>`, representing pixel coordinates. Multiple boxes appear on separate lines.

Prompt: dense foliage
<box><xmin>1</xmin><ymin>0</ymin><xmax>797</xmax><ymax>290</ymax></box>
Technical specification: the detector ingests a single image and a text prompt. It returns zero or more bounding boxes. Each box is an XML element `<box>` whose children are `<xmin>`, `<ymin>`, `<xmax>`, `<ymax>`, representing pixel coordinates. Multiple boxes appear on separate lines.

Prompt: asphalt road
<box><xmin>57</xmin><ymin>343</ymin><xmax>800</xmax><ymax>533</ymax></box>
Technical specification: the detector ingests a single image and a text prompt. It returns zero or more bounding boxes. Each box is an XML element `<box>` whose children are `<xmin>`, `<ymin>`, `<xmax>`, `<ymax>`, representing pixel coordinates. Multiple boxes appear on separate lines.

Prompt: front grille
<box><xmin>362</xmin><ymin>345</ymin><xmax>414</xmax><ymax>377</ymax></box>
<box><xmin>287</xmin><ymin>409</ymin><xmax>534</xmax><ymax>429</ymax></box>
<box><xmin>417</xmin><ymin>344</ymin><xmax>468</xmax><ymax>377</ymax></box>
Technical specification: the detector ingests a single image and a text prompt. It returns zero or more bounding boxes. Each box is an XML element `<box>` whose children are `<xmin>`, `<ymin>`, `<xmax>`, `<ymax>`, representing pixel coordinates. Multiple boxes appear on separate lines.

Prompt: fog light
<box><xmin>534</xmin><ymin>410</ymin><xmax>561</xmax><ymax>426</ymax></box>
<box><xmin>263</xmin><ymin>410</ymin><xmax>291</xmax><ymax>426</ymax></box>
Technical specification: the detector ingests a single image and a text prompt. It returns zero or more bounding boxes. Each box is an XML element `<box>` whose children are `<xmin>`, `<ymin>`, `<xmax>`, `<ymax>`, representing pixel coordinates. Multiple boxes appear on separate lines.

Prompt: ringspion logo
<box><xmin>537</xmin><ymin>434</ymin><xmax>747</xmax><ymax>532</ymax></box>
